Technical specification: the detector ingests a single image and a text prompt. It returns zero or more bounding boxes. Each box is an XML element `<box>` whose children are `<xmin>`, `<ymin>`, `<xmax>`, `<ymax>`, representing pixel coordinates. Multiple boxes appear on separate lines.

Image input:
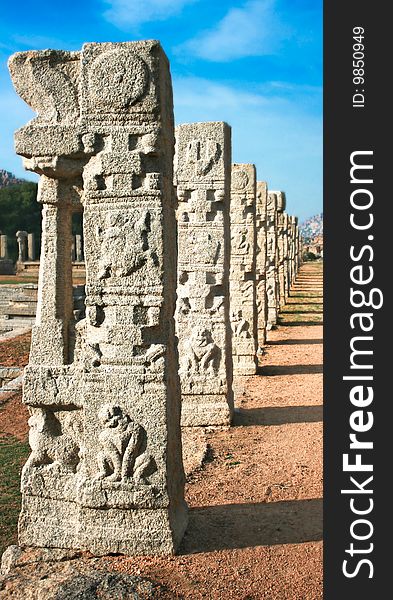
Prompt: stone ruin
<box><xmin>0</xmin><ymin>233</ymin><xmax>14</xmax><ymax>275</ymax></box>
<box><xmin>5</xmin><ymin>38</ymin><xmax>304</xmax><ymax>559</ymax></box>
<box><xmin>174</xmin><ymin>122</ymin><xmax>234</xmax><ymax>426</ymax></box>
<box><xmin>266</xmin><ymin>191</ymin><xmax>279</xmax><ymax>328</ymax></box>
<box><xmin>276</xmin><ymin>191</ymin><xmax>288</xmax><ymax>307</ymax></box>
<box><xmin>9</xmin><ymin>41</ymin><xmax>187</xmax><ymax>555</ymax></box>
<box><xmin>229</xmin><ymin>164</ymin><xmax>258</xmax><ymax>375</ymax></box>
<box><xmin>255</xmin><ymin>181</ymin><xmax>268</xmax><ymax>348</ymax></box>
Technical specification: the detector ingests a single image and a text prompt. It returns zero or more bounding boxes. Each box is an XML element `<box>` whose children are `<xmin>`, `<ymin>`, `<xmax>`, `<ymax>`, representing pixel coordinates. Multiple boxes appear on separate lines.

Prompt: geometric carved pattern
<box><xmin>10</xmin><ymin>40</ymin><xmax>187</xmax><ymax>556</ymax></box>
<box><xmin>175</xmin><ymin>121</ymin><xmax>233</xmax><ymax>426</ymax></box>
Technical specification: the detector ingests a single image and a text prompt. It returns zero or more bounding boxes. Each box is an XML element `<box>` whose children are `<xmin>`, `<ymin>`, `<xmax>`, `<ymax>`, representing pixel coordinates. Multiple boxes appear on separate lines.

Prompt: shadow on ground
<box><xmin>180</xmin><ymin>498</ymin><xmax>322</xmax><ymax>553</ymax></box>
<box><xmin>280</xmin><ymin>310</ymin><xmax>323</xmax><ymax>315</ymax></box>
<box><xmin>234</xmin><ymin>405</ymin><xmax>323</xmax><ymax>426</ymax></box>
<box><xmin>257</xmin><ymin>364</ymin><xmax>323</xmax><ymax>376</ymax></box>
<box><xmin>268</xmin><ymin>339</ymin><xmax>323</xmax><ymax>346</ymax></box>
<box><xmin>278</xmin><ymin>320</ymin><xmax>323</xmax><ymax>327</ymax></box>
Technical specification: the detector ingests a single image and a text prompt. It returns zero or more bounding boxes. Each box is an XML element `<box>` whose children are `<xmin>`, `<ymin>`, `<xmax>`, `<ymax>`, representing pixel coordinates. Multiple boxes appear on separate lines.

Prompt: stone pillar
<box><xmin>295</xmin><ymin>220</ymin><xmax>302</xmax><ymax>270</ymax></box>
<box><xmin>283</xmin><ymin>213</ymin><xmax>290</xmax><ymax>300</ymax></box>
<box><xmin>289</xmin><ymin>215</ymin><xmax>297</xmax><ymax>286</ymax></box>
<box><xmin>75</xmin><ymin>234</ymin><xmax>83</xmax><ymax>262</ymax></box>
<box><xmin>266</xmin><ymin>192</ymin><xmax>279</xmax><ymax>328</ymax></box>
<box><xmin>27</xmin><ymin>232</ymin><xmax>35</xmax><ymax>261</ymax></box>
<box><xmin>9</xmin><ymin>40</ymin><xmax>187</xmax><ymax>556</ymax></box>
<box><xmin>71</xmin><ymin>236</ymin><xmax>76</xmax><ymax>262</ymax></box>
<box><xmin>229</xmin><ymin>164</ymin><xmax>257</xmax><ymax>375</ymax></box>
<box><xmin>0</xmin><ymin>234</ymin><xmax>14</xmax><ymax>275</ymax></box>
<box><xmin>175</xmin><ymin>121</ymin><xmax>234</xmax><ymax>426</ymax></box>
<box><xmin>255</xmin><ymin>182</ymin><xmax>268</xmax><ymax>348</ymax></box>
<box><xmin>0</xmin><ymin>234</ymin><xmax>8</xmax><ymax>259</ymax></box>
<box><xmin>277</xmin><ymin>213</ymin><xmax>285</xmax><ymax>308</ymax></box>
<box><xmin>16</xmin><ymin>230</ymin><xmax>28</xmax><ymax>262</ymax></box>
<box><xmin>287</xmin><ymin>215</ymin><xmax>294</xmax><ymax>289</ymax></box>
<box><xmin>276</xmin><ymin>191</ymin><xmax>287</xmax><ymax>308</ymax></box>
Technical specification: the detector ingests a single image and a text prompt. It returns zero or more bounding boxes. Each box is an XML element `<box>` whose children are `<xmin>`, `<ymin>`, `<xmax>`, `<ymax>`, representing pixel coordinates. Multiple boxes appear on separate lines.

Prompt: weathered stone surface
<box><xmin>286</xmin><ymin>214</ymin><xmax>297</xmax><ymax>293</ymax></box>
<box><xmin>276</xmin><ymin>193</ymin><xmax>288</xmax><ymax>307</ymax></box>
<box><xmin>229</xmin><ymin>164</ymin><xmax>257</xmax><ymax>375</ymax></box>
<box><xmin>255</xmin><ymin>181</ymin><xmax>268</xmax><ymax>348</ymax></box>
<box><xmin>0</xmin><ymin>235</ymin><xmax>8</xmax><ymax>259</ymax></box>
<box><xmin>266</xmin><ymin>192</ymin><xmax>279</xmax><ymax>328</ymax></box>
<box><xmin>283</xmin><ymin>213</ymin><xmax>291</xmax><ymax>298</ymax></box>
<box><xmin>75</xmin><ymin>234</ymin><xmax>83</xmax><ymax>262</ymax></box>
<box><xmin>15</xmin><ymin>230</ymin><xmax>27</xmax><ymax>262</ymax></box>
<box><xmin>181</xmin><ymin>428</ymin><xmax>209</xmax><ymax>476</ymax></box>
<box><xmin>27</xmin><ymin>233</ymin><xmax>35</xmax><ymax>261</ymax></box>
<box><xmin>293</xmin><ymin>216</ymin><xmax>301</xmax><ymax>272</ymax></box>
<box><xmin>9</xmin><ymin>40</ymin><xmax>187</xmax><ymax>556</ymax></box>
<box><xmin>0</xmin><ymin>235</ymin><xmax>13</xmax><ymax>275</ymax></box>
<box><xmin>0</xmin><ymin>367</ymin><xmax>23</xmax><ymax>388</ymax></box>
<box><xmin>175</xmin><ymin>121</ymin><xmax>234</xmax><ymax>426</ymax></box>
<box><xmin>0</xmin><ymin>548</ymin><xmax>165</xmax><ymax>599</ymax></box>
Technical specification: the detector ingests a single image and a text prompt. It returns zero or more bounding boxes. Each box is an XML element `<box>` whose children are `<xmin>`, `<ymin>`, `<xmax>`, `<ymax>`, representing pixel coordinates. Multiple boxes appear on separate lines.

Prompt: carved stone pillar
<box><xmin>266</xmin><ymin>192</ymin><xmax>279</xmax><ymax>328</ymax></box>
<box><xmin>229</xmin><ymin>164</ymin><xmax>257</xmax><ymax>375</ymax></box>
<box><xmin>16</xmin><ymin>230</ymin><xmax>28</xmax><ymax>262</ymax></box>
<box><xmin>255</xmin><ymin>181</ymin><xmax>268</xmax><ymax>347</ymax></box>
<box><xmin>175</xmin><ymin>121</ymin><xmax>234</xmax><ymax>426</ymax></box>
<box><xmin>27</xmin><ymin>232</ymin><xmax>35</xmax><ymax>261</ymax></box>
<box><xmin>9</xmin><ymin>41</ymin><xmax>187</xmax><ymax>556</ymax></box>
<box><xmin>0</xmin><ymin>235</ymin><xmax>8</xmax><ymax>259</ymax></box>
<box><xmin>75</xmin><ymin>234</ymin><xmax>83</xmax><ymax>262</ymax></box>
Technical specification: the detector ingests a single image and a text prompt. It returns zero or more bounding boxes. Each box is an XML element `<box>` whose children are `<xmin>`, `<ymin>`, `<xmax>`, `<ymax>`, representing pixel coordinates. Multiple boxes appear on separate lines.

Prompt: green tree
<box><xmin>0</xmin><ymin>182</ymin><xmax>40</xmax><ymax>261</ymax></box>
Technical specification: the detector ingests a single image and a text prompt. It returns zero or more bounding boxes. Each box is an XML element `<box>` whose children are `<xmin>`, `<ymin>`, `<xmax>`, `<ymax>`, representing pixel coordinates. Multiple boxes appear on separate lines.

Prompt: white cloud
<box><xmin>177</xmin><ymin>0</ymin><xmax>291</xmax><ymax>61</ymax></box>
<box><xmin>102</xmin><ymin>0</ymin><xmax>196</xmax><ymax>28</ymax></box>
<box><xmin>173</xmin><ymin>76</ymin><xmax>322</xmax><ymax>221</ymax></box>
<box><xmin>174</xmin><ymin>76</ymin><xmax>266</xmax><ymax>111</ymax></box>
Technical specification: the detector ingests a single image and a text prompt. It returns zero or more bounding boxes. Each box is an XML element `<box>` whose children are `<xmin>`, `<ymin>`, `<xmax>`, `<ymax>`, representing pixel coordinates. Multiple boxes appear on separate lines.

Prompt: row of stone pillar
<box><xmin>0</xmin><ymin>232</ymin><xmax>84</xmax><ymax>263</ymax></box>
<box><xmin>71</xmin><ymin>234</ymin><xmax>84</xmax><ymax>263</ymax></box>
<box><xmin>8</xmin><ymin>41</ymin><xmax>301</xmax><ymax>557</ymax></box>
<box><xmin>174</xmin><ymin>127</ymin><xmax>301</xmax><ymax>428</ymax></box>
<box><xmin>0</xmin><ymin>231</ymin><xmax>36</xmax><ymax>261</ymax></box>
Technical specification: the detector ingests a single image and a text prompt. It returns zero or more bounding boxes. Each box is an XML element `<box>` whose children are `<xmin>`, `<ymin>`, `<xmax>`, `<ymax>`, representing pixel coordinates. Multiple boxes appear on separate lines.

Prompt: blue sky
<box><xmin>0</xmin><ymin>0</ymin><xmax>322</xmax><ymax>222</ymax></box>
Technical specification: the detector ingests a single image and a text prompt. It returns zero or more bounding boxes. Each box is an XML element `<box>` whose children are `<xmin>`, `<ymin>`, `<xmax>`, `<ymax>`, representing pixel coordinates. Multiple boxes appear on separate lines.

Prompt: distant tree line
<box><xmin>0</xmin><ymin>181</ymin><xmax>83</xmax><ymax>262</ymax></box>
<box><xmin>0</xmin><ymin>182</ymin><xmax>40</xmax><ymax>261</ymax></box>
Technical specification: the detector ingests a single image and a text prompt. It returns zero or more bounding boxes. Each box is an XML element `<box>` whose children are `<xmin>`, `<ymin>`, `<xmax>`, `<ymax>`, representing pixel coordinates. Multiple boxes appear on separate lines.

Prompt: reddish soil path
<box><xmin>0</xmin><ymin>262</ymin><xmax>323</xmax><ymax>599</ymax></box>
<box><xmin>112</xmin><ymin>262</ymin><xmax>324</xmax><ymax>599</ymax></box>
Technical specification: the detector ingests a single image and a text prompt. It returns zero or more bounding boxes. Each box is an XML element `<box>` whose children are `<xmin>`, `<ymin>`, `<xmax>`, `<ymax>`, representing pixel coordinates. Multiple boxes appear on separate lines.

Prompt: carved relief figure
<box><xmin>95</xmin><ymin>404</ymin><xmax>155</xmax><ymax>484</ymax></box>
<box><xmin>88</xmin><ymin>50</ymin><xmax>149</xmax><ymax>110</ymax></box>
<box><xmin>231</xmin><ymin>310</ymin><xmax>250</xmax><ymax>338</ymax></box>
<box><xmin>188</xmin><ymin>231</ymin><xmax>221</xmax><ymax>264</ymax></box>
<box><xmin>23</xmin><ymin>409</ymin><xmax>81</xmax><ymax>477</ymax></box>
<box><xmin>183</xmin><ymin>326</ymin><xmax>220</xmax><ymax>375</ymax></box>
<box><xmin>186</xmin><ymin>139</ymin><xmax>221</xmax><ymax>176</ymax></box>
<box><xmin>134</xmin><ymin>344</ymin><xmax>165</xmax><ymax>371</ymax></box>
<box><xmin>267</xmin><ymin>284</ymin><xmax>276</xmax><ymax>305</ymax></box>
<box><xmin>232</xmin><ymin>169</ymin><xmax>249</xmax><ymax>191</ymax></box>
<box><xmin>97</xmin><ymin>210</ymin><xmax>151</xmax><ymax>279</ymax></box>
<box><xmin>267</xmin><ymin>235</ymin><xmax>275</xmax><ymax>256</ymax></box>
<box><xmin>233</xmin><ymin>228</ymin><xmax>250</xmax><ymax>253</ymax></box>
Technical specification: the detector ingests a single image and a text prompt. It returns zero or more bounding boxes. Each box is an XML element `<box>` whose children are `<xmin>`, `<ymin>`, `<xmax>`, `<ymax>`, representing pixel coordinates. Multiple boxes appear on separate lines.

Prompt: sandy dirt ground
<box><xmin>0</xmin><ymin>262</ymin><xmax>323</xmax><ymax>599</ymax></box>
